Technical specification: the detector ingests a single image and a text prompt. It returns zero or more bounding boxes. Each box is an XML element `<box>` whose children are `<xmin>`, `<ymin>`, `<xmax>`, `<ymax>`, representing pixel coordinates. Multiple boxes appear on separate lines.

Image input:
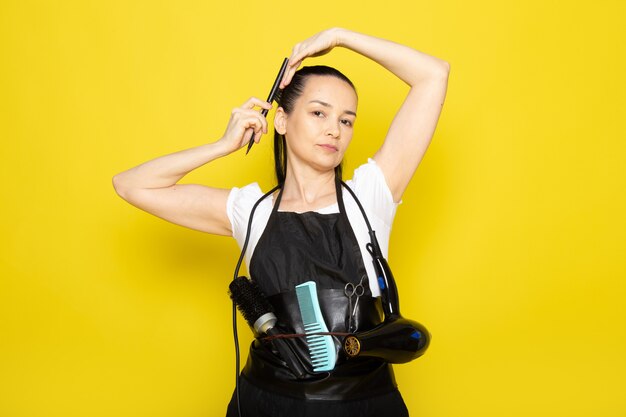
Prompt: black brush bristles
<box><xmin>228</xmin><ymin>276</ymin><xmax>275</xmax><ymax>327</ymax></box>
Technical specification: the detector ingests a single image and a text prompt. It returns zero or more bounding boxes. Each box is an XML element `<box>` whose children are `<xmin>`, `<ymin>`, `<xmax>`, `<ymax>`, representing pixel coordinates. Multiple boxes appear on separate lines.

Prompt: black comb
<box><xmin>245</xmin><ymin>57</ymin><xmax>289</xmax><ymax>154</ymax></box>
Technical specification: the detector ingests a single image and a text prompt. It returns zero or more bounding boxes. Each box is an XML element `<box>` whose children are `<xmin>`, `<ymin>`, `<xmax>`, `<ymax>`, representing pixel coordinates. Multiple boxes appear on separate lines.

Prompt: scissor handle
<box><xmin>344</xmin><ymin>283</ymin><xmax>356</xmax><ymax>297</ymax></box>
<box><xmin>354</xmin><ymin>284</ymin><xmax>365</xmax><ymax>297</ymax></box>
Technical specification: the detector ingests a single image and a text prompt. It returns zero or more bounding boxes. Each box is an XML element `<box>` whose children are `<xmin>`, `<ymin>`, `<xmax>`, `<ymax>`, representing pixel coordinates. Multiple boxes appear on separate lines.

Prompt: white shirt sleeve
<box><xmin>344</xmin><ymin>158</ymin><xmax>401</xmax><ymax>297</ymax></box>
<box><xmin>225</xmin><ymin>182</ymin><xmax>273</xmax><ymax>269</ymax></box>
<box><xmin>346</xmin><ymin>158</ymin><xmax>401</xmax><ymax>228</ymax></box>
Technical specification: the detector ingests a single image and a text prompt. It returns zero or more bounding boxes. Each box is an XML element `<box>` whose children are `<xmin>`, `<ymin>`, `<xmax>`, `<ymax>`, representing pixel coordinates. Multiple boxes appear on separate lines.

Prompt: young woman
<box><xmin>113</xmin><ymin>27</ymin><xmax>449</xmax><ymax>416</ymax></box>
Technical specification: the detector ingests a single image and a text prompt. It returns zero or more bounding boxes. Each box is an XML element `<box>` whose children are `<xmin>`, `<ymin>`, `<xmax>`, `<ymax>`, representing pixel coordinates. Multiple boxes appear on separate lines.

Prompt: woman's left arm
<box><xmin>282</xmin><ymin>28</ymin><xmax>450</xmax><ymax>202</ymax></box>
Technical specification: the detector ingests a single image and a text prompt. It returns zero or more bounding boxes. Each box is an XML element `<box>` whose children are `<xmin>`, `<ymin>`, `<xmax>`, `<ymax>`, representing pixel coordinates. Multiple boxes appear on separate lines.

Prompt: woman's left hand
<box><xmin>280</xmin><ymin>27</ymin><xmax>344</xmax><ymax>88</ymax></box>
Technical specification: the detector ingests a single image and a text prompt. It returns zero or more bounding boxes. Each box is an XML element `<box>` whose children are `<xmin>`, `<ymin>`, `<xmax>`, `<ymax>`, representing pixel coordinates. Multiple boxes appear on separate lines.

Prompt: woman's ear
<box><xmin>274</xmin><ymin>107</ymin><xmax>287</xmax><ymax>135</ymax></box>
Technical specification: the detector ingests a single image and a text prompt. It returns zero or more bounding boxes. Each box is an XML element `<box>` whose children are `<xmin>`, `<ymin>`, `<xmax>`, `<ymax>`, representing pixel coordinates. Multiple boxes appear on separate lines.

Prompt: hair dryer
<box><xmin>342</xmin><ymin>233</ymin><xmax>431</xmax><ymax>363</ymax></box>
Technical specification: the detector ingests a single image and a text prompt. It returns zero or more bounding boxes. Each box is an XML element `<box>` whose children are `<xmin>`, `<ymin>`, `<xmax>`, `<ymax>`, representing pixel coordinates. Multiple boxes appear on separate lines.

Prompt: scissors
<box><xmin>344</xmin><ymin>275</ymin><xmax>366</xmax><ymax>332</ymax></box>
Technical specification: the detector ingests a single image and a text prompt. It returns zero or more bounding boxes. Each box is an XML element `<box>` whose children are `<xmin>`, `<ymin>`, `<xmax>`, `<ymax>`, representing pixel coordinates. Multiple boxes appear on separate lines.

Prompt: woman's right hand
<box><xmin>218</xmin><ymin>97</ymin><xmax>273</xmax><ymax>154</ymax></box>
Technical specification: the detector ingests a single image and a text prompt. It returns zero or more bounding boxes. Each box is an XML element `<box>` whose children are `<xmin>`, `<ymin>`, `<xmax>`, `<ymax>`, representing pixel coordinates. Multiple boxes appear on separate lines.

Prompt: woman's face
<box><xmin>277</xmin><ymin>75</ymin><xmax>358</xmax><ymax>173</ymax></box>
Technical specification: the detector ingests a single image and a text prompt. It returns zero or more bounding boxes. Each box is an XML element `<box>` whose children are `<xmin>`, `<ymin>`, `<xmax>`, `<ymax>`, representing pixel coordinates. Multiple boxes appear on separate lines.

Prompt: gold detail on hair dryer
<box><xmin>344</xmin><ymin>336</ymin><xmax>361</xmax><ymax>357</ymax></box>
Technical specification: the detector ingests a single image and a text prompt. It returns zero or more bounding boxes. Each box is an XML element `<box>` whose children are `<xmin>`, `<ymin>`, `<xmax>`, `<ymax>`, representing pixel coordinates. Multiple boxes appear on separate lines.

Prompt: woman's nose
<box><xmin>325</xmin><ymin>121</ymin><xmax>340</xmax><ymax>138</ymax></box>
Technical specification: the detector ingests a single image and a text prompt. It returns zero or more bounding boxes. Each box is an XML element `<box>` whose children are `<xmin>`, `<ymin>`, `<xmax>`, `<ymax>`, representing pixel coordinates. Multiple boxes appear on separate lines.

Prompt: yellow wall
<box><xmin>1</xmin><ymin>0</ymin><xmax>625</xmax><ymax>416</ymax></box>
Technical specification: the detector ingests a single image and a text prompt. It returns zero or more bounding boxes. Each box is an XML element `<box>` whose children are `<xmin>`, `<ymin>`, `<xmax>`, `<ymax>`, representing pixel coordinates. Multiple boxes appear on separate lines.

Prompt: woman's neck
<box><xmin>280</xmin><ymin>163</ymin><xmax>337</xmax><ymax>211</ymax></box>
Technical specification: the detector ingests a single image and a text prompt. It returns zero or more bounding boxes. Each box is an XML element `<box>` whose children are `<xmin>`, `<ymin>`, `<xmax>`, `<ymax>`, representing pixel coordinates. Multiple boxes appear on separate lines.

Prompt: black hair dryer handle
<box><xmin>367</xmin><ymin>242</ymin><xmax>401</xmax><ymax>318</ymax></box>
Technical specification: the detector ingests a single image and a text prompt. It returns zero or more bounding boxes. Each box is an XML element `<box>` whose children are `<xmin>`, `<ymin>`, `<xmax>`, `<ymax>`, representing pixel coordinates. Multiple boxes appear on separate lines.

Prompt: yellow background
<box><xmin>1</xmin><ymin>0</ymin><xmax>625</xmax><ymax>416</ymax></box>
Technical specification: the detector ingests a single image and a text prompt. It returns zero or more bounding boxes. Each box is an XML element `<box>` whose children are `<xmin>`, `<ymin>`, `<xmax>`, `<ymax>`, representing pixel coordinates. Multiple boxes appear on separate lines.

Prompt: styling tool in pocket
<box><xmin>295</xmin><ymin>281</ymin><xmax>336</xmax><ymax>372</ymax></box>
<box><xmin>229</xmin><ymin>277</ymin><xmax>307</xmax><ymax>378</ymax></box>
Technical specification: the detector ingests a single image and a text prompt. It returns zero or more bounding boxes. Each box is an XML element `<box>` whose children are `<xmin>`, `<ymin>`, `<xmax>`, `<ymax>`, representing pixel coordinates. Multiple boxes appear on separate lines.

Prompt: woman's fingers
<box><xmin>280</xmin><ymin>61</ymin><xmax>301</xmax><ymax>88</ymax></box>
<box><xmin>242</xmin><ymin>96</ymin><xmax>273</xmax><ymax>111</ymax></box>
<box><xmin>219</xmin><ymin>96</ymin><xmax>273</xmax><ymax>153</ymax></box>
<box><xmin>280</xmin><ymin>29</ymin><xmax>339</xmax><ymax>88</ymax></box>
<box><xmin>238</xmin><ymin>110</ymin><xmax>268</xmax><ymax>134</ymax></box>
<box><xmin>239</xmin><ymin>98</ymin><xmax>270</xmax><ymax>138</ymax></box>
<box><xmin>281</xmin><ymin>44</ymin><xmax>307</xmax><ymax>87</ymax></box>
<box><xmin>224</xmin><ymin>107</ymin><xmax>268</xmax><ymax>147</ymax></box>
<box><xmin>240</xmin><ymin>97</ymin><xmax>271</xmax><ymax>145</ymax></box>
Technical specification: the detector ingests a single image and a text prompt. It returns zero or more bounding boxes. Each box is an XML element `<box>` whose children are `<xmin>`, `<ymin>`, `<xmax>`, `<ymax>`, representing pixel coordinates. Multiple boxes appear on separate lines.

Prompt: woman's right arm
<box><xmin>112</xmin><ymin>97</ymin><xmax>272</xmax><ymax>236</ymax></box>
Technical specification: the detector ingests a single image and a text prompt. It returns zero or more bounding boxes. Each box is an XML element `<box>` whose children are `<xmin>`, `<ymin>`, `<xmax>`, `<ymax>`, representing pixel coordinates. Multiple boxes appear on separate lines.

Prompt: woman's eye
<box><xmin>313</xmin><ymin>111</ymin><xmax>324</xmax><ymax>117</ymax></box>
<box><xmin>341</xmin><ymin>119</ymin><xmax>353</xmax><ymax>127</ymax></box>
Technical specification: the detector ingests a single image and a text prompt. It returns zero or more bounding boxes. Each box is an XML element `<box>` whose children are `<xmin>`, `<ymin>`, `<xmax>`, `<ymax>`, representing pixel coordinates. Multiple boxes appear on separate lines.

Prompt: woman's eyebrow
<box><xmin>308</xmin><ymin>100</ymin><xmax>357</xmax><ymax>117</ymax></box>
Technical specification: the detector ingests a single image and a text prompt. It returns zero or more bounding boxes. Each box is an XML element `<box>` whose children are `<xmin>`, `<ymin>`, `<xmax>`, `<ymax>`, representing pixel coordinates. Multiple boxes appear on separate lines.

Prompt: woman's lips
<box><xmin>317</xmin><ymin>144</ymin><xmax>338</xmax><ymax>152</ymax></box>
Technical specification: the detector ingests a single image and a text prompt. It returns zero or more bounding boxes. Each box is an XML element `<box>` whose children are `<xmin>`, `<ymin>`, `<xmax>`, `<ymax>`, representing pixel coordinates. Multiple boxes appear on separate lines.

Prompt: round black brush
<box><xmin>228</xmin><ymin>276</ymin><xmax>307</xmax><ymax>378</ymax></box>
<box><xmin>229</xmin><ymin>276</ymin><xmax>278</xmax><ymax>334</ymax></box>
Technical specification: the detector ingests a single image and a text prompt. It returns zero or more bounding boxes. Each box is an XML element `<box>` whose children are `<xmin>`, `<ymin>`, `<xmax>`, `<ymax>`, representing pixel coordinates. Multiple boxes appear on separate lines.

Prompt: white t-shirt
<box><xmin>226</xmin><ymin>158</ymin><xmax>400</xmax><ymax>297</ymax></box>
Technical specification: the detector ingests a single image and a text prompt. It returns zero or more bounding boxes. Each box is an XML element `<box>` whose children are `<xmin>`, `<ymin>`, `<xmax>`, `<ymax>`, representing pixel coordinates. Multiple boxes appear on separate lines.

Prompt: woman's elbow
<box><xmin>112</xmin><ymin>174</ymin><xmax>130</xmax><ymax>199</ymax></box>
<box><xmin>419</xmin><ymin>60</ymin><xmax>450</xmax><ymax>84</ymax></box>
<box><xmin>435</xmin><ymin>60</ymin><xmax>450</xmax><ymax>78</ymax></box>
